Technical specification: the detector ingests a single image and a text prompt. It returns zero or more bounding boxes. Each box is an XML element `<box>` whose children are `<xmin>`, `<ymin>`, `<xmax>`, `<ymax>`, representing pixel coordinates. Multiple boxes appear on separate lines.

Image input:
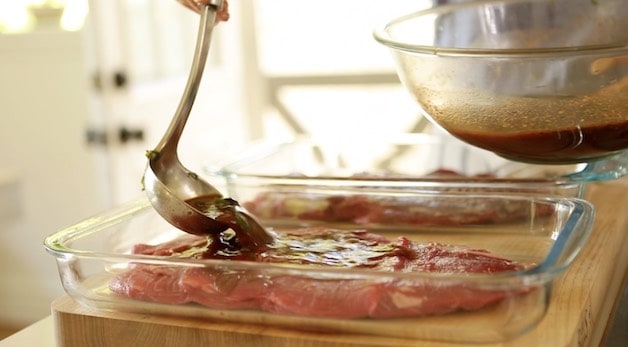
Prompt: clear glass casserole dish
<box><xmin>207</xmin><ymin>134</ymin><xmax>628</xmax><ymax>199</ymax></box>
<box><xmin>44</xmin><ymin>190</ymin><xmax>594</xmax><ymax>344</ymax></box>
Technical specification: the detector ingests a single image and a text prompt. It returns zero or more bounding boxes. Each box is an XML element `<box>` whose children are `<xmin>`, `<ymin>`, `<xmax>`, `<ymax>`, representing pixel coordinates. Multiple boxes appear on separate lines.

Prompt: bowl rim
<box><xmin>373</xmin><ymin>0</ymin><xmax>628</xmax><ymax>57</ymax></box>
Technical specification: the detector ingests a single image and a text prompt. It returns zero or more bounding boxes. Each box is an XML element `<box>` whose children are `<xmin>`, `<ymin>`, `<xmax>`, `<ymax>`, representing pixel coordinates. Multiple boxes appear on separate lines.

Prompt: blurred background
<box><xmin>0</xmin><ymin>0</ymin><xmax>434</xmax><ymax>334</ymax></box>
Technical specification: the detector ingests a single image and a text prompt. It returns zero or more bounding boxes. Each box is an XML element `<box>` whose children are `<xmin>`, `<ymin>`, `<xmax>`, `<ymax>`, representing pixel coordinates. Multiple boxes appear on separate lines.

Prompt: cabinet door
<box><xmin>86</xmin><ymin>0</ymin><xmax>250</xmax><ymax>204</ymax></box>
<box><xmin>0</xmin><ymin>30</ymin><xmax>112</xmax><ymax>324</ymax></box>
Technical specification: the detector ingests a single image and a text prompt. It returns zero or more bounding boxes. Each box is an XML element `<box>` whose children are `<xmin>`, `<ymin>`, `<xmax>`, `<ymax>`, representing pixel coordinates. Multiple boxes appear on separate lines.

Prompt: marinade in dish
<box><xmin>110</xmin><ymin>227</ymin><xmax>529</xmax><ymax>318</ymax></box>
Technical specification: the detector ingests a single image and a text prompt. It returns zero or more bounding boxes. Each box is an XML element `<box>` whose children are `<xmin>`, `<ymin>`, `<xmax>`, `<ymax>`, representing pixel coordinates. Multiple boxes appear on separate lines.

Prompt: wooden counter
<box><xmin>49</xmin><ymin>179</ymin><xmax>628</xmax><ymax>347</ymax></box>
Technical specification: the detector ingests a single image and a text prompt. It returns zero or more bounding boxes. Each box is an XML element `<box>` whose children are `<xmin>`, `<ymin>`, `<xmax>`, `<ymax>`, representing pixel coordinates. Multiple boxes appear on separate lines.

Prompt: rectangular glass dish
<box><xmin>207</xmin><ymin>134</ymin><xmax>628</xmax><ymax>199</ymax></box>
<box><xmin>45</xmin><ymin>190</ymin><xmax>594</xmax><ymax>344</ymax></box>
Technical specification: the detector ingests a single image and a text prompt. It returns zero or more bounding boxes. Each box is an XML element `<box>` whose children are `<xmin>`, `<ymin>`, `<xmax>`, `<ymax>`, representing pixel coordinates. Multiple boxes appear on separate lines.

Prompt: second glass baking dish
<box><xmin>206</xmin><ymin>134</ymin><xmax>628</xmax><ymax>199</ymax></box>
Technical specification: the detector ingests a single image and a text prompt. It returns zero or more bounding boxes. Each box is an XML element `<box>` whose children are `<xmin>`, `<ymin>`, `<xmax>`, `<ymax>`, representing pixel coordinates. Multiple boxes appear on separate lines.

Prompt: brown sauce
<box><xmin>185</xmin><ymin>195</ymin><xmax>272</xmax><ymax>250</ymax></box>
<box><xmin>449</xmin><ymin>120</ymin><xmax>628</xmax><ymax>163</ymax></box>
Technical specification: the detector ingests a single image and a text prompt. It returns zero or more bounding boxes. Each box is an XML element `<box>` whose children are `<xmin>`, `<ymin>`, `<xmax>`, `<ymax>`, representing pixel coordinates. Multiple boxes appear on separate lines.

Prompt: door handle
<box><xmin>113</xmin><ymin>71</ymin><xmax>128</xmax><ymax>89</ymax></box>
<box><xmin>86</xmin><ymin>128</ymin><xmax>107</xmax><ymax>145</ymax></box>
<box><xmin>119</xmin><ymin>127</ymin><xmax>144</xmax><ymax>143</ymax></box>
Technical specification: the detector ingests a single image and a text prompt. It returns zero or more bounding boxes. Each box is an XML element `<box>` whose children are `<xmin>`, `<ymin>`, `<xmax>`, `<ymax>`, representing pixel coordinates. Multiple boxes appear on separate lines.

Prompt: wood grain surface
<box><xmin>51</xmin><ymin>179</ymin><xmax>628</xmax><ymax>347</ymax></box>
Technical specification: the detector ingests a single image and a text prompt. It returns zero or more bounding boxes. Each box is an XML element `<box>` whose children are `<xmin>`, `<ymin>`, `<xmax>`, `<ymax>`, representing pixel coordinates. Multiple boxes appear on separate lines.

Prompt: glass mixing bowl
<box><xmin>374</xmin><ymin>0</ymin><xmax>628</xmax><ymax>164</ymax></box>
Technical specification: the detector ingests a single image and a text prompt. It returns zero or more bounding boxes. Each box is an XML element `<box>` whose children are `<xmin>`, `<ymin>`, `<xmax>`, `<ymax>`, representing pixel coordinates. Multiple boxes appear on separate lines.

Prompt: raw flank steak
<box><xmin>110</xmin><ymin>227</ymin><xmax>529</xmax><ymax>318</ymax></box>
<box><xmin>241</xmin><ymin>170</ymin><xmax>553</xmax><ymax>226</ymax></box>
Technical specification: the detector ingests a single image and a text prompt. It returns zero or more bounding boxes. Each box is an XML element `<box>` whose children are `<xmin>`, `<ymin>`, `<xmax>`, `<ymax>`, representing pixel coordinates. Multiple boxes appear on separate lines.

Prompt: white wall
<box><xmin>0</xmin><ymin>30</ymin><xmax>110</xmax><ymax>327</ymax></box>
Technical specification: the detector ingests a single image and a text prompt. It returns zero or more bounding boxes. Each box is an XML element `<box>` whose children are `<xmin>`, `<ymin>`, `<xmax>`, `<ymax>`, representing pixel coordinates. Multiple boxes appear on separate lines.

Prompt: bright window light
<box><xmin>0</xmin><ymin>0</ymin><xmax>88</xmax><ymax>33</ymax></box>
<box><xmin>0</xmin><ymin>1</ymin><xmax>35</xmax><ymax>33</ymax></box>
<box><xmin>60</xmin><ymin>0</ymin><xmax>89</xmax><ymax>31</ymax></box>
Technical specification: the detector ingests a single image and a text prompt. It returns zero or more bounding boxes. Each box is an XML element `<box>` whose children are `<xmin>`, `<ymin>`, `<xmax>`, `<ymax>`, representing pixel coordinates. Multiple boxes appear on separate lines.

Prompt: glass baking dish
<box><xmin>207</xmin><ymin>134</ymin><xmax>628</xmax><ymax>199</ymax></box>
<box><xmin>44</xmin><ymin>190</ymin><xmax>594</xmax><ymax>344</ymax></box>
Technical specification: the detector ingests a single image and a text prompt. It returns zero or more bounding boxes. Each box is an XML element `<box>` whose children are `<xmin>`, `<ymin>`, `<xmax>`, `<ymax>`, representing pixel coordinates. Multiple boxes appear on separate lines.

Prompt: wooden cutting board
<box><xmin>51</xmin><ymin>179</ymin><xmax>628</xmax><ymax>347</ymax></box>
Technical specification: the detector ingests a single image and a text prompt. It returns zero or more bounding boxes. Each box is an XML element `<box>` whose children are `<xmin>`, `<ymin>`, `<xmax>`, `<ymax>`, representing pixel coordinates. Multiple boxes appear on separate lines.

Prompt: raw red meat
<box><xmin>241</xmin><ymin>170</ymin><xmax>553</xmax><ymax>226</ymax></box>
<box><xmin>109</xmin><ymin>227</ymin><xmax>528</xmax><ymax>318</ymax></box>
<box><xmin>243</xmin><ymin>192</ymin><xmax>548</xmax><ymax>226</ymax></box>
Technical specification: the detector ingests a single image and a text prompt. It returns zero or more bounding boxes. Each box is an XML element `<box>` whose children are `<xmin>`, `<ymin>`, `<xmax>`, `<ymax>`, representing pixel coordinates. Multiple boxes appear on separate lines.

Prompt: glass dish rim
<box><xmin>209</xmin><ymin>136</ymin><xmax>627</xmax><ymax>184</ymax></box>
<box><xmin>372</xmin><ymin>0</ymin><xmax>628</xmax><ymax>57</ymax></box>
<box><xmin>43</xmin><ymin>194</ymin><xmax>595</xmax><ymax>283</ymax></box>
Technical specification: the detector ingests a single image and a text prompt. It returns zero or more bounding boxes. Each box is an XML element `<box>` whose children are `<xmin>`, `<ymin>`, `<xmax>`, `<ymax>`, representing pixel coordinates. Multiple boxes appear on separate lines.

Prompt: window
<box><xmin>242</xmin><ymin>0</ymin><xmax>433</xmax><ymax>141</ymax></box>
<box><xmin>0</xmin><ymin>0</ymin><xmax>88</xmax><ymax>33</ymax></box>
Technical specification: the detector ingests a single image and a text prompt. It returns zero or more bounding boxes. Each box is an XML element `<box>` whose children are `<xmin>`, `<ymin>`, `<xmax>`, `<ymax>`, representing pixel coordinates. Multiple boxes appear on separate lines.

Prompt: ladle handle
<box><xmin>154</xmin><ymin>0</ymin><xmax>223</xmax><ymax>153</ymax></box>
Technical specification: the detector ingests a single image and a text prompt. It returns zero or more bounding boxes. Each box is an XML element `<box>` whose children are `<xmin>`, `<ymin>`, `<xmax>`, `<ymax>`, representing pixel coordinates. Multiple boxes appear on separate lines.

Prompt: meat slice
<box><xmin>241</xmin><ymin>170</ymin><xmax>553</xmax><ymax>226</ymax></box>
<box><xmin>109</xmin><ymin>227</ymin><xmax>528</xmax><ymax>318</ymax></box>
<box><xmin>262</xmin><ymin>277</ymin><xmax>383</xmax><ymax>317</ymax></box>
<box><xmin>243</xmin><ymin>191</ymin><xmax>547</xmax><ymax>226</ymax></box>
<box><xmin>182</xmin><ymin>267</ymin><xmax>267</xmax><ymax>310</ymax></box>
<box><xmin>109</xmin><ymin>266</ymin><xmax>188</xmax><ymax>305</ymax></box>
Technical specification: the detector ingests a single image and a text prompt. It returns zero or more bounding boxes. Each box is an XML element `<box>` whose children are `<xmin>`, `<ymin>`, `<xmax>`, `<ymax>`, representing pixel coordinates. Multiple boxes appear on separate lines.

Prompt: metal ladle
<box><xmin>143</xmin><ymin>0</ymin><xmax>272</xmax><ymax>248</ymax></box>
